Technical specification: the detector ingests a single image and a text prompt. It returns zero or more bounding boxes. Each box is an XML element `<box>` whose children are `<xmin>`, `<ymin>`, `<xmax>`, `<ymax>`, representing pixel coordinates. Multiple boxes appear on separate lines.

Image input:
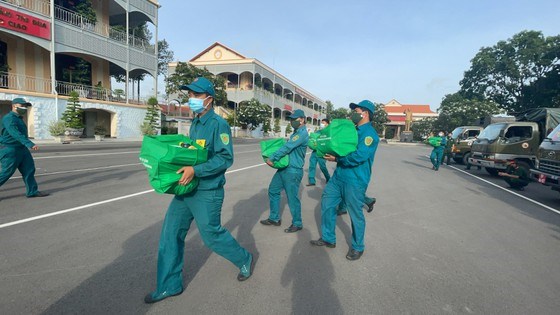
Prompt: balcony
<box><xmin>1</xmin><ymin>0</ymin><xmax>50</xmax><ymax>17</ymax></box>
<box><xmin>0</xmin><ymin>71</ymin><xmax>148</xmax><ymax>105</ymax></box>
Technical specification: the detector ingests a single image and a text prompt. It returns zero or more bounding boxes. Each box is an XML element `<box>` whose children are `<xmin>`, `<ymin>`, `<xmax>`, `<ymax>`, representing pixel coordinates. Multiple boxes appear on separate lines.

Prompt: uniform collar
<box><xmin>193</xmin><ymin>108</ymin><xmax>215</xmax><ymax>125</ymax></box>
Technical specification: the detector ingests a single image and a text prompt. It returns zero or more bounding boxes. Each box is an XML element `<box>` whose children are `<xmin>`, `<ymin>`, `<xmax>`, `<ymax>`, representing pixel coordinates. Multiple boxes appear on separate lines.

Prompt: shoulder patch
<box><xmin>365</xmin><ymin>136</ymin><xmax>374</xmax><ymax>146</ymax></box>
<box><xmin>196</xmin><ymin>139</ymin><xmax>206</xmax><ymax>147</ymax></box>
<box><xmin>291</xmin><ymin>135</ymin><xmax>300</xmax><ymax>142</ymax></box>
<box><xmin>220</xmin><ymin>133</ymin><xmax>230</xmax><ymax>145</ymax></box>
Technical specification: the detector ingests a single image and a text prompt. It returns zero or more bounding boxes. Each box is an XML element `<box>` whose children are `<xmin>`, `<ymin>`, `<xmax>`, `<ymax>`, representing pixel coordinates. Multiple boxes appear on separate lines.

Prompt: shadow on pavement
<box><xmin>41</xmin><ymin>189</ymin><xmax>266</xmax><ymax>314</ymax></box>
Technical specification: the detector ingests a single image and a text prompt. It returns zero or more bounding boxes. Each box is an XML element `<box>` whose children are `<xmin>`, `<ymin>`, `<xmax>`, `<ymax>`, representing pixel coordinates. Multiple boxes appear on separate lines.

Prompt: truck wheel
<box><xmin>462</xmin><ymin>152</ymin><xmax>471</xmax><ymax>165</ymax></box>
<box><xmin>485</xmin><ymin>168</ymin><xmax>499</xmax><ymax>176</ymax></box>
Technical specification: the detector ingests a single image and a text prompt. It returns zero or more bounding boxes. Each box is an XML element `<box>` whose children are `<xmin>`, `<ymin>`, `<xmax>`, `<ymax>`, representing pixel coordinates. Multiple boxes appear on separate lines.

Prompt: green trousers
<box><xmin>0</xmin><ymin>145</ymin><xmax>38</xmax><ymax>196</ymax></box>
<box><xmin>268</xmin><ymin>168</ymin><xmax>303</xmax><ymax>227</ymax></box>
<box><xmin>308</xmin><ymin>151</ymin><xmax>330</xmax><ymax>184</ymax></box>
<box><xmin>154</xmin><ymin>188</ymin><xmax>250</xmax><ymax>296</ymax></box>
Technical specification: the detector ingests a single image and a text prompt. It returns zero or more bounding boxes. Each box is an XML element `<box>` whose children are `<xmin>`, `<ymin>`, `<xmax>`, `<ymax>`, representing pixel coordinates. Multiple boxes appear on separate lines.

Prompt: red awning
<box><xmin>284</xmin><ymin>105</ymin><xmax>292</xmax><ymax>111</ymax></box>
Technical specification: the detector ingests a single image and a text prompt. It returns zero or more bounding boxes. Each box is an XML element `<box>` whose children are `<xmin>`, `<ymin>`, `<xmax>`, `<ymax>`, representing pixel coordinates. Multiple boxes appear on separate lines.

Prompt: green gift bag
<box><xmin>316</xmin><ymin>119</ymin><xmax>358</xmax><ymax>157</ymax></box>
<box><xmin>260</xmin><ymin>138</ymin><xmax>289</xmax><ymax>169</ymax></box>
<box><xmin>427</xmin><ymin>136</ymin><xmax>442</xmax><ymax>147</ymax></box>
<box><xmin>308</xmin><ymin>132</ymin><xmax>320</xmax><ymax>150</ymax></box>
<box><xmin>139</xmin><ymin>134</ymin><xmax>208</xmax><ymax>195</ymax></box>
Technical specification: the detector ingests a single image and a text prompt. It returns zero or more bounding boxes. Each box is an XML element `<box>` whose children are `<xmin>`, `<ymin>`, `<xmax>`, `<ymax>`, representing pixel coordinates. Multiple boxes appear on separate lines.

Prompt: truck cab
<box><xmin>450</xmin><ymin>126</ymin><xmax>483</xmax><ymax>164</ymax></box>
<box><xmin>469</xmin><ymin>122</ymin><xmax>540</xmax><ymax>176</ymax></box>
<box><xmin>530</xmin><ymin>124</ymin><xmax>560</xmax><ymax>192</ymax></box>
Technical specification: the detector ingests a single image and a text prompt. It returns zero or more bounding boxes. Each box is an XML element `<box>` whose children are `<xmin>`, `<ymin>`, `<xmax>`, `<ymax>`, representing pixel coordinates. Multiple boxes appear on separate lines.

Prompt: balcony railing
<box><xmin>0</xmin><ymin>71</ymin><xmax>147</xmax><ymax>105</ymax></box>
<box><xmin>54</xmin><ymin>5</ymin><xmax>155</xmax><ymax>54</ymax></box>
<box><xmin>1</xmin><ymin>0</ymin><xmax>50</xmax><ymax>16</ymax></box>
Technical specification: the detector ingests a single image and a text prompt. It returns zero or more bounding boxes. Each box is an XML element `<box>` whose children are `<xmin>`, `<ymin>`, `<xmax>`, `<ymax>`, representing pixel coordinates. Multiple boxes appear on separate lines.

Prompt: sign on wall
<box><xmin>0</xmin><ymin>6</ymin><xmax>51</xmax><ymax>40</ymax></box>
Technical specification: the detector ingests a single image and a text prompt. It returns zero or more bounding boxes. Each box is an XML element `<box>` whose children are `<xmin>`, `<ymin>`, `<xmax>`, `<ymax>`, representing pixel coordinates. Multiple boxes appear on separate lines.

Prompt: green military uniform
<box><xmin>0</xmin><ymin>100</ymin><xmax>43</xmax><ymax>197</ymax></box>
<box><xmin>444</xmin><ymin>135</ymin><xmax>453</xmax><ymax>165</ymax></box>
<box><xmin>266</xmin><ymin>112</ymin><xmax>309</xmax><ymax>229</ymax></box>
<box><xmin>504</xmin><ymin>164</ymin><xmax>529</xmax><ymax>190</ymax></box>
<box><xmin>146</xmin><ymin>78</ymin><xmax>251</xmax><ymax>304</ymax></box>
<box><xmin>430</xmin><ymin>135</ymin><xmax>446</xmax><ymax>170</ymax></box>
<box><xmin>308</xmin><ymin>132</ymin><xmax>330</xmax><ymax>185</ymax></box>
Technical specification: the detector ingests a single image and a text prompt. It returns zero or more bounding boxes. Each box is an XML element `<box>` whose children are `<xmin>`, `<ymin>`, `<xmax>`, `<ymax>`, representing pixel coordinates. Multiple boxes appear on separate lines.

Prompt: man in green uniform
<box><xmin>311</xmin><ymin>100</ymin><xmax>379</xmax><ymax>261</ymax></box>
<box><xmin>145</xmin><ymin>77</ymin><xmax>254</xmax><ymax>304</ymax></box>
<box><xmin>307</xmin><ymin>118</ymin><xmax>330</xmax><ymax>186</ymax></box>
<box><xmin>498</xmin><ymin>160</ymin><xmax>530</xmax><ymax>191</ymax></box>
<box><xmin>0</xmin><ymin>98</ymin><xmax>49</xmax><ymax>198</ymax></box>
<box><xmin>261</xmin><ymin>109</ymin><xmax>309</xmax><ymax>233</ymax></box>
<box><xmin>430</xmin><ymin>131</ymin><xmax>447</xmax><ymax>171</ymax></box>
<box><xmin>443</xmin><ymin>132</ymin><xmax>453</xmax><ymax>165</ymax></box>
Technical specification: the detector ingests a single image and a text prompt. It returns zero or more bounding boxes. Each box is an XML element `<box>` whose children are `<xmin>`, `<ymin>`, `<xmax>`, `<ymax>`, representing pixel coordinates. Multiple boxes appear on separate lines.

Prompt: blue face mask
<box><xmin>188</xmin><ymin>96</ymin><xmax>210</xmax><ymax>114</ymax></box>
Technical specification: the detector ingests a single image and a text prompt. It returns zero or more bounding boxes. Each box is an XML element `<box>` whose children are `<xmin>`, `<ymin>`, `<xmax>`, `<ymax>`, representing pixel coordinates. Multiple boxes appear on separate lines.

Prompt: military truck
<box><xmin>469</xmin><ymin>108</ymin><xmax>560</xmax><ymax>176</ymax></box>
<box><xmin>530</xmin><ymin>123</ymin><xmax>560</xmax><ymax>192</ymax></box>
<box><xmin>450</xmin><ymin>126</ymin><xmax>483</xmax><ymax>164</ymax></box>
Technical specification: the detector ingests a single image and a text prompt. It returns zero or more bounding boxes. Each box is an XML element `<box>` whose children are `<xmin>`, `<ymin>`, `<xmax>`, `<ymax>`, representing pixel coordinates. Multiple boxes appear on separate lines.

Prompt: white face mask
<box><xmin>320</xmin><ymin>123</ymin><xmax>325</xmax><ymax>128</ymax></box>
<box><xmin>438</xmin><ymin>133</ymin><xmax>444</xmax><ymax>137</ymax></box>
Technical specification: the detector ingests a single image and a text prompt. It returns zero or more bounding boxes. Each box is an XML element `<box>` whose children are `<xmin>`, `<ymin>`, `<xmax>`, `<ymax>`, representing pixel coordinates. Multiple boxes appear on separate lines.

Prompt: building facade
<box><xmin>383</xmin><ymin>99</ymin><xmax>438</xmax><ymax>139</ymax></box>
<box><xmin>0</xmin><ymin>0</ymin><xmax>159</xmax><ymax>139</ymax></box>
<box><xmin>168</xmin><ymin>42</ymin><xmax>326</xmax><ymax>136</ymax></box>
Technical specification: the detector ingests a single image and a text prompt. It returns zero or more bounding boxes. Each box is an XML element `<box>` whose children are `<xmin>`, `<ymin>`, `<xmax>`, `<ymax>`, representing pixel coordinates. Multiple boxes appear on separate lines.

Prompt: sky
<box><xmin>139</xmin><ymin>0</ymin><xmax>559</xmax><ymax>111</ymax></box>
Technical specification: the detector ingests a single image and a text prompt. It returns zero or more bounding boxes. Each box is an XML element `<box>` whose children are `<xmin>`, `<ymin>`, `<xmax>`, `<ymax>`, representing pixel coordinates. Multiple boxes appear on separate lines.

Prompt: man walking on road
<box><xmin>311</xmin><ymin>100</ymin><xmax>379</xmax><ymax>261</ymax></box>
<box><xmin>430</xmin><ymin>131</ymin><xmax>447</xmax><ymax>171</ymax></box>
<box><xmin>261</xmin><ymin>109</ymin><xmax>309</xmax><ymax>233</ymax></box>
<box><xmin>145</xmin><ymin>77</ymin><xmax>254</xmax><ymax>304</ymax></box>
<box><xmin>0</xmin><ymin>98</ymin><xmax>49</xmax><ymax>198</ymax></box>
<box><xmin>307</xmin><ymin>118</ymin><xmax>330</xmax><ymax>186</ymax></box>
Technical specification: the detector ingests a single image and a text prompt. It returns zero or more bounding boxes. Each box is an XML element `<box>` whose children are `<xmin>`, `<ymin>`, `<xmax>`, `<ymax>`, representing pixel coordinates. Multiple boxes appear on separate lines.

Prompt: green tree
<box><xmin>237</xmin><ymin>98</ymin><xmax>271</xmax><ymax>130</ymax></box>
<box><xmin>434</xmin><ymin>92</ymin><xmax>500</xmax><ymax>131</ymax></box>
<box><xmin>166</xmin><ymin>62</ymin><xmax>228</xmax><ymax>107</ymax></box>
<box><xmin>285</xmin><ymin>122</ymin><xmax>292</xmax><ymax>136</ymax></box>
<box><xmin>460</xmin><ymin>30</ymin><xmax>560</xmax><ymax>112</ymax></box>
<box><xmin>329</xmin><ymin>107</ymin><xmax>349</xmax><ymax>120</ymax></box>
<box><xmin>325</xmin><ymin>100</ymin><xmax>335</xmax><ymax>119</ymax></box>
<box><xmin>411</xmin><ymin>117</ymin><xmax>436</xmax><ymax>141</ymax></box>
<box><xmin>158</xmin><ymin>39</ymin><xmax>174</xmax><ymax>78</ymax></box>
<box><xmin>273</xmin><ymin>118</ymin><xmax>281</xmax><ymax>133</ymax></box>
<box><xmin>371</xmin><ymin>103</ymin><xmax>389</xmax><ymax>134</ymax></box>
<box><xmin>144</xmin><ymin>96</ymin><xmax>161</xmax><ymax>134</ymax></box>
<box><xmin>61</xmin><ymin>91</ymin><xmax>84</xmax><ymax>129</ymax></box>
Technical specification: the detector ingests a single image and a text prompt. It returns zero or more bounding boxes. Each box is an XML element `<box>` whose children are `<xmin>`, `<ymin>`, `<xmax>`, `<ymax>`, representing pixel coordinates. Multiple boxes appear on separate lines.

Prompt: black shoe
<box><xmin>306</xmin><ymin>183</ymin><xmax>316</xmax><ymax>186</ymax></box>
<box><xmin>27</xmin><ymin>191</ymin><xmax>50</xmax><ymax>198</ymax></box>
<box><xmin>310</xmin><ymin>238</ymin><xmax>336</xmax><ymax>248</ymax></box>
<box><xmin>284</xmin><ymin>225</ymin><xmax>302</xmax><ymax>233</ymax></box>
<box><xmin>366</xmin><ymin>199</ymin><xmax>376</xmax><ymax>213</ymax></box>
<box><xmin>144</xmin><ymin>289</ymin><xmax>184</xmax><ymax>304</ymax></box>
<box><xmin>260</xmin><ymin>219</ymin><xmax>281</xmax><ymax>226</ymax></box>
<box><xmin>237</xmin><ymin>254</ymin><xmax>255</xmax><ymax>281</ymax></box>
<box><xmin>346</xmin><ymin>249</ymin><xmax>364</xmax><ymax>260</ymax></box>
<box><xmin>337</xmin><ymin>211</ymin><xmax>347</xmax><ymax>216</ymax></box>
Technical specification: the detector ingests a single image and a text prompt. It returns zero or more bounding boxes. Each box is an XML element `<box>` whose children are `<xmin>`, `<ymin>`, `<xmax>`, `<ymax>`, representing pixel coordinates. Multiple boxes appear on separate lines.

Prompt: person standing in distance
<box><xmin>144</xmin><ymin>77</ymin><xmax>254</xmax><ymax>304</ymax></box>
<box><xmin>311</xmin><ymin>100</ymin><xmax>379</xmax><ymax>261</ymax></box>
<box><xmin>0</xmin><ymin>98</ymin><xmax>49</xmax><ymax>198</ymax></box>
<box><xmin>307</xmin><ymin>118</ymin><xmax>331</xmax><ymax>186</ymax></box>
<box><xmin>261</xmin><ymin>109</ymin><xmax>309</xmax><ymax>233</ymax></box>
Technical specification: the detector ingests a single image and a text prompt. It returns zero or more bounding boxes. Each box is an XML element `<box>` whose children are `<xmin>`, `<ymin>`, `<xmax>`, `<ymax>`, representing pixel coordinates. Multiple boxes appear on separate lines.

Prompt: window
<box><xmin>504</xmin><ymin>126</ymin><xmax>532</xmax><ymax>143</ymax></box>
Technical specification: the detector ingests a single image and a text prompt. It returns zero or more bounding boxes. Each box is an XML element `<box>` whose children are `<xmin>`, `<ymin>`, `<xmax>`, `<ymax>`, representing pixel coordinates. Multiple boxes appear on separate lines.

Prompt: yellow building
<box><xmin>0</xmin><ymin>0</ymin><xmax>159</xmax><ymax>139</ymax></box>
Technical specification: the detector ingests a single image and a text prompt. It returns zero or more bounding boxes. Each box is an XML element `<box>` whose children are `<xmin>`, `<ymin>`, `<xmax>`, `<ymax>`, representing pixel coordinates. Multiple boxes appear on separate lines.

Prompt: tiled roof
<box><xmin>384</xmin><ymin>104</ymin><xmax>435</xmax><ymax>114</ymax></box>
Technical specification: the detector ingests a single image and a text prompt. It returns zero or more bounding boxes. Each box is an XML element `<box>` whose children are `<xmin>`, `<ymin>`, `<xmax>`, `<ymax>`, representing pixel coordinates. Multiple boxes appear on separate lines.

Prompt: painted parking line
<box><xmin>425</xmin><ymin>155</ymin><xmax>560</xmax><ymax>215</ymax></box>
<box><xmin>0</xmin><ymin>162</ymin><xmax>268</xmax><ymax>230</ymax></box>
<box><xmin>9</xmin><ymin>163</ymin><xmax>142</xmax><ymax>180</ymax></box>
<box><xmin>34</xmin><ymin>151</ymin><xmax>139</xmax><ymax>160</ymax></box>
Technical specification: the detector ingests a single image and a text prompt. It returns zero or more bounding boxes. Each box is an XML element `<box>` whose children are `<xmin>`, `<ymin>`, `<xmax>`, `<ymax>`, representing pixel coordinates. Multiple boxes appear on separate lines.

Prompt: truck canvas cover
<box><xmin>513</xmin><ymin>108</ymin><xmax>560</xmax><ymax>140</ymax></box>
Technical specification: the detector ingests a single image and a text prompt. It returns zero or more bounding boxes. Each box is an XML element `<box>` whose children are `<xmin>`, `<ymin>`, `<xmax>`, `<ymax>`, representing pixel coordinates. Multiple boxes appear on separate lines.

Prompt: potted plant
<box><xmin>48</xmin><ymin>120</ymin><xmax>66</xmax><ymax>143</ymax></box>
<box><xmin>94</xmin><ymin>125</ymin><xmax>107</xmax><ymax>141</ymax></box>
<box><xmin>62</xmin><ymin>90</ymin><xmax>85</xmax><ymax>141</ymax></box>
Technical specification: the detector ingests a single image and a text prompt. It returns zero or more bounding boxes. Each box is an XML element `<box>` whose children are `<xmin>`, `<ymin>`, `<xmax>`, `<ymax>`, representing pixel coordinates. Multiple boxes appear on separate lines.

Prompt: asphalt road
<box><xmin>1</xmin><ymin>141</ymin><xmax>560</xmax><ymax>314</ymax></box>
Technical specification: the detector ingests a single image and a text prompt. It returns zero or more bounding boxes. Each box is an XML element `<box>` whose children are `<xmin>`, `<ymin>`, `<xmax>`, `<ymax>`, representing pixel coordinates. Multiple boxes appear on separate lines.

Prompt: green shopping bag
<box><xmin>316</xmin><ymin>119</ymin><xmax>358</xmax><ymax>157</ymax></box>
<box><xmin>428</xmin><ymin>136</ymin><xmax>442</xmax><ymax>147</ymax></box>
<box><xmin>139</xmin><ymin>134</ymin><xmax>208</xmax><ymax>195</ymax></box>
<box><xmin>308</xmin><ymin>132</ymin><xmax>320</xmax><ymax>150</ymax></box>
<box><xmin>260</xmin><ymin>138</ymin><xmax>289</xmax><ymax>169</ymax></box>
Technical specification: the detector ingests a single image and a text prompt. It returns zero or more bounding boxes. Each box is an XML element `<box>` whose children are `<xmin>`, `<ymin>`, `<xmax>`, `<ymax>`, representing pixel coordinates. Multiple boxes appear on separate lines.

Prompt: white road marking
<box><xmin>0</xmin><ymin>162</ymin><xmax>269</xmax><ymax>229</ymax></box>
<box><xmin>9</xmin><ymin>163</ymin><xmax>142</xmax><ymax>180</ymax></box>
<box><xmin>34</xmin><ymin>151</ymin><xmax>139</xmax><ymax>160</ymax></box>
<box><xmin>425</xmin><ymin>155</ymin><xmax>560</xmax><ymax>214</ymax></box>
